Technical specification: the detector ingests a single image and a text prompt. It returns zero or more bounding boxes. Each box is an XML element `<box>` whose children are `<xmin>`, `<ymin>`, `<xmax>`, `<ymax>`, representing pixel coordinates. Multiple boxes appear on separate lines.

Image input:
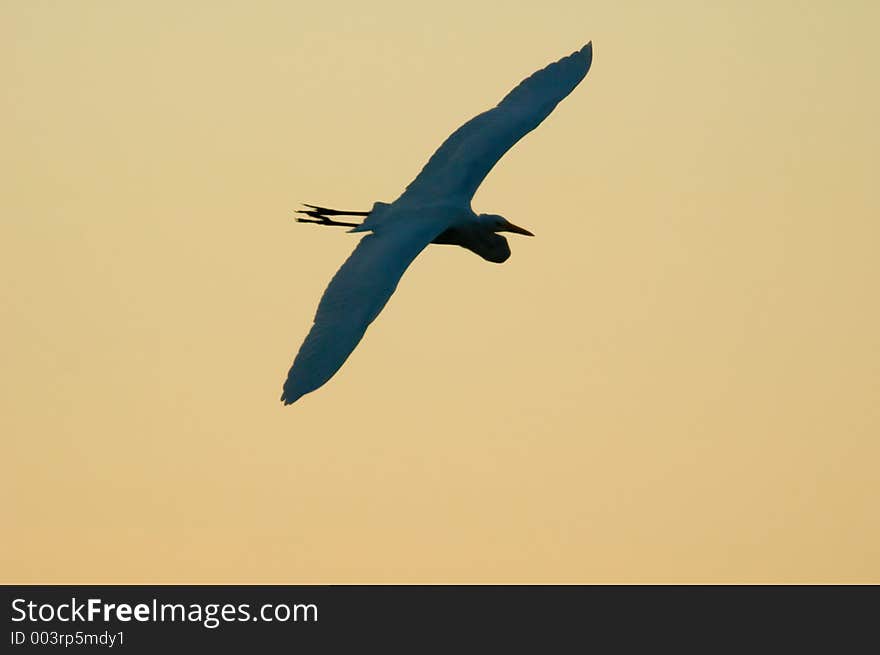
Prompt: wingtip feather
<box><xmin>580</xmin><ymin>41</ymin><xmax>593</xmax><ymax>71</ymax></box>
<box><xmin>280</xmin><ymin>386</ymin><xmax>303</xmax><ymax>406</ymax></box>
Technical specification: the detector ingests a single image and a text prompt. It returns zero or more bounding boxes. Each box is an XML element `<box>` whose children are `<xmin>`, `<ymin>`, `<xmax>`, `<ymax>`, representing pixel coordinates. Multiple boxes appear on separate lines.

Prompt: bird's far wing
<box><xmin>281</xmin><ymin>216</ymin><xmax>450</xmax><ymax>405</ymax></box>
<box><xmin>399</xmin><ymin>42</ymin><xmax>592</xmax><ymax>204</ymax></box>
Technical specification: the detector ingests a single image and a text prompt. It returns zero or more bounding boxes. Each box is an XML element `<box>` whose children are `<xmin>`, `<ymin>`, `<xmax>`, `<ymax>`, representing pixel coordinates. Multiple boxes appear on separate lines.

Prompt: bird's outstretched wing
<box><xmin>281</xmin><ymin>216</ymin><xmax>450</xmax><ymax>404</ymax></box>
<box><xmin>399</xmin><ymin>42</ymin><xmax>592</xmax><ymax>204</ymax></box>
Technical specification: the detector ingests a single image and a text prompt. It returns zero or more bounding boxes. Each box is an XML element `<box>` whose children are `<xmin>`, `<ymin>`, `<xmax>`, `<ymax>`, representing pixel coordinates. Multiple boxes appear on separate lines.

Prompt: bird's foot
<box><xmin>294</xmin><ymin>203</ymin><xmax>370</xmax><ymax>228</ymax></box>
<box><xmin>295</xmin><ymin>214</ymin><xmax>361</xmax><ymax>228</ymax></box>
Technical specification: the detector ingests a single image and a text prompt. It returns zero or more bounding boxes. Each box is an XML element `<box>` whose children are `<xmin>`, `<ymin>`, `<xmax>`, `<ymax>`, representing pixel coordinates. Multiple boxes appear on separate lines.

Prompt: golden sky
<box><xmin>2</xmin><ymin>1</ymin><xmax>878</xmax><ymax>582</ymax></box>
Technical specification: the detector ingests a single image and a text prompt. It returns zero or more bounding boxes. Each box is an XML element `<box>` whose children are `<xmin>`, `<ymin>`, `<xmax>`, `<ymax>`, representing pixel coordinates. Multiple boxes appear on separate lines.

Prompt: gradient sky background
<box><xmin>2</xmin><ymin>1</ymin><xmax>878</xmax><ymax>582</ymax></box>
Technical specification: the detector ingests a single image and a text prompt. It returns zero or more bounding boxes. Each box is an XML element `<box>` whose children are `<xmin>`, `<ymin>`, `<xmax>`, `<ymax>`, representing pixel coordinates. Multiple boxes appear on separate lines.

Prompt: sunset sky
<box><xmin>2</xmin><ymin>1</ymin><xmax>878</xmax><ymax>582</ymax></box>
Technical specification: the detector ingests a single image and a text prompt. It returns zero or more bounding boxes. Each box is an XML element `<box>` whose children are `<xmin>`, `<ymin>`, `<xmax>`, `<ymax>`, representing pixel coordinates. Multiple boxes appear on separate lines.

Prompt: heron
<box><xmin>282</xmin><ymin>42</ymin><xmax>593</xmax><ymax>404</ymax></box>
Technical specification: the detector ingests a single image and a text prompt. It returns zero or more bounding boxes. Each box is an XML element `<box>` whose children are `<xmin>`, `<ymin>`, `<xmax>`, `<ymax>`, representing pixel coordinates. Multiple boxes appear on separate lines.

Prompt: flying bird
<box><xmin>282</xmin><ymin>42</ymin><xmax>593</xmax><ymax>404</ymax></box>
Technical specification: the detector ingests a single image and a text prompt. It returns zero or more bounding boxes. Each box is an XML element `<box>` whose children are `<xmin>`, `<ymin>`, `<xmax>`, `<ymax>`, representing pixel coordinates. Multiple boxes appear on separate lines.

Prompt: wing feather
<box><xmin>281</xmin><ymin>217</ymin><xmax>449</xmax><ymax>404</ymax></box>
<box><xmin>399</xmin><ymin>43</ymin><xmax>592</xmax><ymax>203</ymax></box>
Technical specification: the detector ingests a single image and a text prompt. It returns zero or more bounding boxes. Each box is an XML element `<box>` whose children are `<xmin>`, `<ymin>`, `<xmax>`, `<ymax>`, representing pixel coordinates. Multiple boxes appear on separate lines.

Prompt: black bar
<box><xmin>2</xmin><ymin>585</ymin><xmax>875</xmax><ymax>651</ymax></box>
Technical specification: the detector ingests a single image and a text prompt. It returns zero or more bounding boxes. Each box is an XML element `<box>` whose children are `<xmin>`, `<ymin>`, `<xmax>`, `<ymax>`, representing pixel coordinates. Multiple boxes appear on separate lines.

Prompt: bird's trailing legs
<box><xmin>295</xmin><ymin>203</ymin><xmax>370</xmax><ymax>228</ymax></box>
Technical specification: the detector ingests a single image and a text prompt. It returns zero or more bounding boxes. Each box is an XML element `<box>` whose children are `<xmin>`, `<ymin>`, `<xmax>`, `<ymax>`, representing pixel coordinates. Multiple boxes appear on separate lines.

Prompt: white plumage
<box><xmin>282</xmin><ymin>42</ymin><xmax>593</xmax><ymax>404</ymax></box>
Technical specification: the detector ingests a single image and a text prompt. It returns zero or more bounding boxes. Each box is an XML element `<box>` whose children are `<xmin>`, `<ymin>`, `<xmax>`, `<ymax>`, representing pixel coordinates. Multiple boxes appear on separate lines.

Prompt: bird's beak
<box><xmin>503</xmin><ymin>221</ymin><xmax>535</xmax><ymax>237</ymax></box>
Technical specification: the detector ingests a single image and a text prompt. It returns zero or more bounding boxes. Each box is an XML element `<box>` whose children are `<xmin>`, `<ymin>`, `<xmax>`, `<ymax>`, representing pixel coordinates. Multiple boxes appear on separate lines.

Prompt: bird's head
<box><xmin>470</xmin><ymin>214</ymin><xmax>534</xmax><ymax>263</ymax></box>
